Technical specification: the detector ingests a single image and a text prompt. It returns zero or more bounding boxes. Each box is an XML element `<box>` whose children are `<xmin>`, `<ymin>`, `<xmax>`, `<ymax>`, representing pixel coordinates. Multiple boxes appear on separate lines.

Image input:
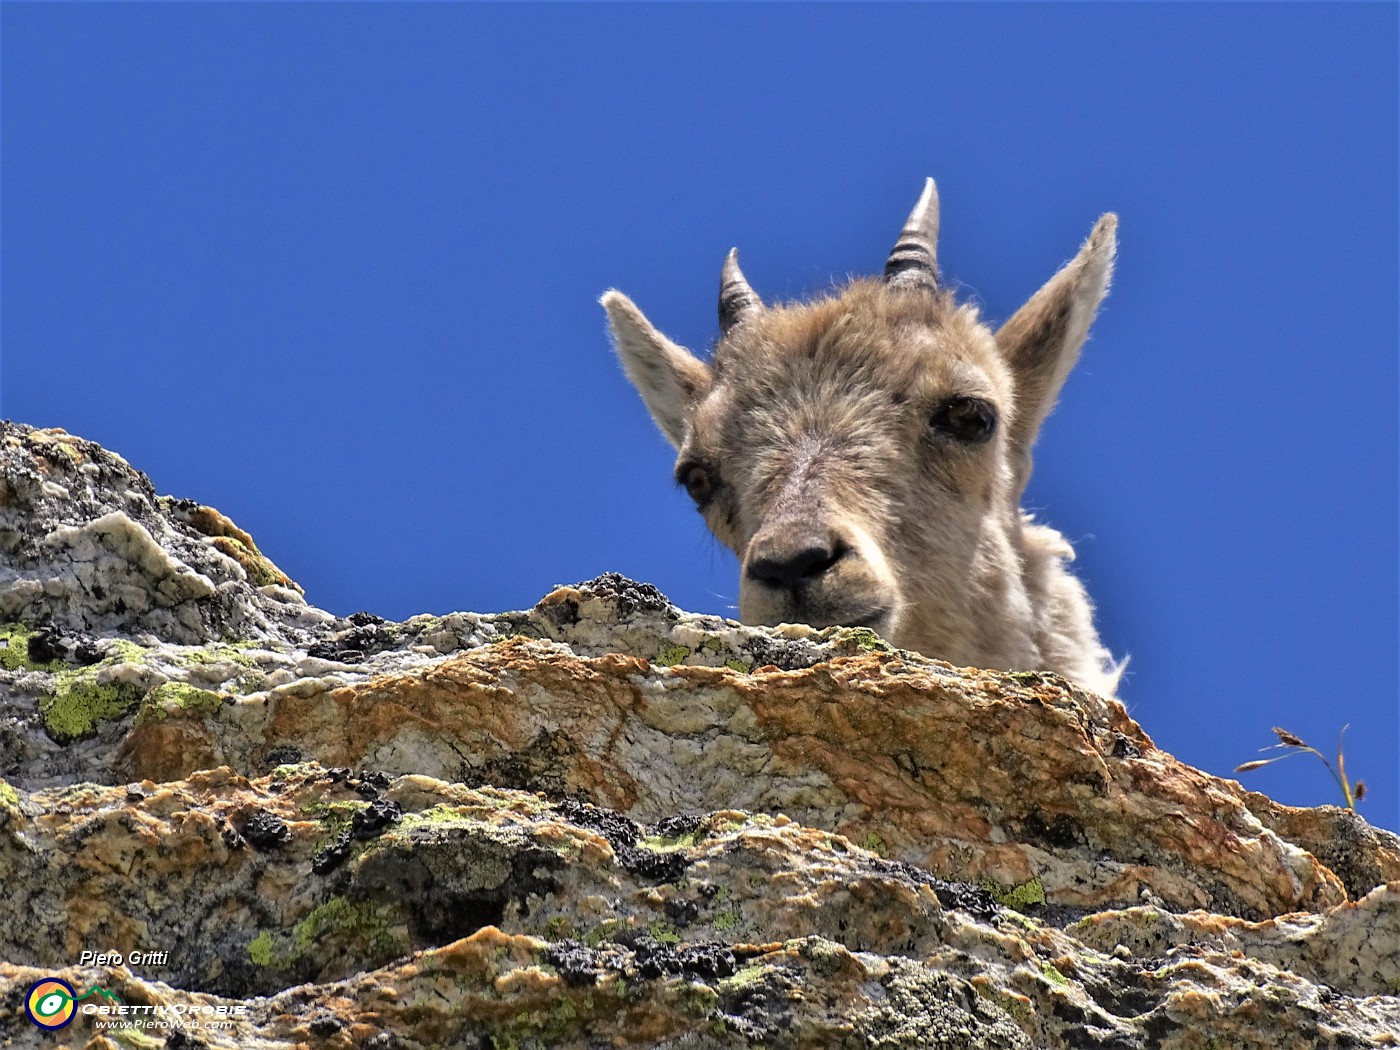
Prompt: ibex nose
<box><xmin>747</xmin><ymin>533</ymin><xmax>849</xmax><ymax>591</ymax></box>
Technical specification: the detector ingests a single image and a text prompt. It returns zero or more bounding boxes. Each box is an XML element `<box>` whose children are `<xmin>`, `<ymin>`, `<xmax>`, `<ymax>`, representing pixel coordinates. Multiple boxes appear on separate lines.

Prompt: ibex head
<box><xmin>603</xmin><ymin>180</ymin><xmax>1122</xmax><ymax>694</ymax></box>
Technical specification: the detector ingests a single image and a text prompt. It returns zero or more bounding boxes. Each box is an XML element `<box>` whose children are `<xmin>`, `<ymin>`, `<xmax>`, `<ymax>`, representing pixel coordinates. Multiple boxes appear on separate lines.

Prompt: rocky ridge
<box><xmin>1</xmin><ymin>420</ymin><xmax>1398</xmax><ymax>1049</ymax></box>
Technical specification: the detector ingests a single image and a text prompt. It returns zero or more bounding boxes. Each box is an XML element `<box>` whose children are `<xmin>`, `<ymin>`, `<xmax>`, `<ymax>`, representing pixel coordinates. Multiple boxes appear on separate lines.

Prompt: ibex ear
<box><xmin>602</xmin><ymin>290</ymin><xmax>712</xmax><ymax>449</ymax></box>
<box><xmin>996</xmin><ymin>215</ymin><xmax>1117</xmax><ymax>497</ymax></box>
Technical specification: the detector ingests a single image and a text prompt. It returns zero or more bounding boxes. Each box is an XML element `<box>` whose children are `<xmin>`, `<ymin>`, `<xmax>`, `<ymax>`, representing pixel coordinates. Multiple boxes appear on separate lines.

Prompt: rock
<box><xmin>2</xmin><ymin>420</ymin><xmax>1399</xmax><ymax>1048</ymax></box>
<box><xmin>0</xmin><ymin>423</ymin><xmax>310</xmax><ymax>646</ymax></box>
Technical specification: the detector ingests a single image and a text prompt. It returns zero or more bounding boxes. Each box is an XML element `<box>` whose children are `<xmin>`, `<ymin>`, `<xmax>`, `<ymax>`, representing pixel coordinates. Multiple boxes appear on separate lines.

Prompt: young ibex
<box><xmin>602</xmin><ymin>180</ymin><xmax>1123</xmax><ymax>696</ymax></box>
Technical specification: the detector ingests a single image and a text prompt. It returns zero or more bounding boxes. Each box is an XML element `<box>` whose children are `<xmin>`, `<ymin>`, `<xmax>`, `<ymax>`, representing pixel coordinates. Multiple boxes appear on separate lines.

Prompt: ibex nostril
<box><xmin>748</xmin><ymin>541</ymin><xmax>846</xmax><ymax>591</ymax></box>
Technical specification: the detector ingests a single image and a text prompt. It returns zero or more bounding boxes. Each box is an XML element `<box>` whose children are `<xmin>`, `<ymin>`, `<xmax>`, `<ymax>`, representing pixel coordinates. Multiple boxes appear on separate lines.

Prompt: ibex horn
<box><xmin>884</xmin><ymin>177</ymin><xmax>940</xmax><ymax>292</ymax></box>
<box><xmin>719</xmin><ymin>248</ymin><xmax>763</xmax><ymax>334</ymax></box>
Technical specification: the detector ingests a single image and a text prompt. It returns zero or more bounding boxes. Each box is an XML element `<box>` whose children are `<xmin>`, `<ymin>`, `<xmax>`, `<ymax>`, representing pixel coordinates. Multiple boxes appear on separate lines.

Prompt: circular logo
<box><xmin>25</xmin><ymin>978</ymin><xmax>77</xmax><ymax>1030</ymax></box>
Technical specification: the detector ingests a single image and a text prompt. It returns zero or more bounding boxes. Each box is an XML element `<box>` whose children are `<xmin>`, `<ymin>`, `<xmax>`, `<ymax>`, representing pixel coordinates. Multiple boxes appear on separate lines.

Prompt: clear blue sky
<box><xmin>4</xmin><ymin>4</ymin><xmax>1396</xmax><ymax>828</ymax></box>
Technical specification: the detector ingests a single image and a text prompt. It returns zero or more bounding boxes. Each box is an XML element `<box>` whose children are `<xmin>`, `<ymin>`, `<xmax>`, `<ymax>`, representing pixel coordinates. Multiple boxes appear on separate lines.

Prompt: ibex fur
<box><xmin>603</xmin><ymin>179</ymin><xmax>1123</xmax><ymax>696</ymax></box>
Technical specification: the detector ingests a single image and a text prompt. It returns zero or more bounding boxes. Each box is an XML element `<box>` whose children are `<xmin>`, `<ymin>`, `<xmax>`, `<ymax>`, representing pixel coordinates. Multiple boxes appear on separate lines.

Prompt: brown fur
<box><xmin>603</xmin><ymin>184</ymin><xmax>1122</xmax><ymax>696</ymax></box>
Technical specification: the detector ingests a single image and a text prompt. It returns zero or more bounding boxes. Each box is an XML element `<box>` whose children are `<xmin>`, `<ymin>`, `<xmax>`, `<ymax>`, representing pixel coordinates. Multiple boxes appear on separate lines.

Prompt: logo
<box><xmin>25</xmin><ymin>978</ymin><xmax>77</xmax><ymax>1030</ymax></box>
<box><xmin>24</xmin><ymin>979</ymin><xmax>120</xmax><ymax>1030</ymax></box>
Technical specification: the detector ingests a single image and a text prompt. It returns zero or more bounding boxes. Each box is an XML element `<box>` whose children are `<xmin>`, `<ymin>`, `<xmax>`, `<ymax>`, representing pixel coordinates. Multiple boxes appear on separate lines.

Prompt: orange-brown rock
<box><xmin>123</xmin><ymin>638</ymin><xmax>1346</xmax><ymax>920</ymax></box>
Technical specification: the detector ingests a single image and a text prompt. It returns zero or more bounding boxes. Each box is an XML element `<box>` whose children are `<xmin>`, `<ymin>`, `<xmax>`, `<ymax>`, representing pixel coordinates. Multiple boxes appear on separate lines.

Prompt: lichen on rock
<box><xmin>2</xmin><ymin>420</ymin><xmax>1399</xmax><ymax>1049</ymax></box>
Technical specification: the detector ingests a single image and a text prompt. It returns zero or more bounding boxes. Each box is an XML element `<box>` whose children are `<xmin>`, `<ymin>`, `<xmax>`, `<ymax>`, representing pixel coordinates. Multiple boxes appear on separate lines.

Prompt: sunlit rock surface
<box><xmin>2</xmin><ymin>420</ymin><xmax>1398</xmax><ymax>1049</ymax></box>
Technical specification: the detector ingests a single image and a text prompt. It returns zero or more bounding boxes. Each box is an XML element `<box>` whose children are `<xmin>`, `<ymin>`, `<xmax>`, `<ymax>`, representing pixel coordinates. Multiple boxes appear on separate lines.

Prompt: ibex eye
<box><xmin>929</xmin><ymin>397</ymin><xmax>997</xmax><ymax>443</ymax></box>
<box><xmin>676</xmin><ymin>463</ymin><xmax>715</xmax><ymax>507</ymax></box>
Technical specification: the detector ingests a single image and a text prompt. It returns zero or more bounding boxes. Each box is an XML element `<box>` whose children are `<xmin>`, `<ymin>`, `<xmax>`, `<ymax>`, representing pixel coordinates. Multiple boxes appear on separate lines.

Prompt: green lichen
<box><xmin>799</xmin><ymin>937</ymin><xmax>846</xmax><ymax>976</ymax></box>
<box><xmin>301</xmin><ymin>799</ymin><xmax>366</xmax><ymax>847</ymax></box>
<box><xmin>724</xmin><ymin>658</ymin><xmax>752</xmax><ymax>673</ymax></box>
<box><xmin>1000</xmin><ymin>908</ymin><xmax>1040</xmax><ymax>931</ymax></box>
<box><xmin>246</xmin><ymin>930</ymin><xmax>278</xmax><ymax>968</ymax></box>
<box><xmin>53</xmin><ymin>782</ymin><xmax>105</xmax><ymax>805</ymax></box>
<box><xmin>844</xmin><ymin>626</ymin><xmax>892</xmax><ymax>652</ymax></box>
<box><xmin>134</xmin><ymin>681</ymin><xmax>225</xmax><ymax>726</ymax></box>
<box><xmin>976</xmin><ymin>985</ymin><xmax>1031</xmax><ymax>1022</ymax></box>
<box><xmin>103</xmin><ymin>639</ymin><xmax>148</xmax><ymax>664</ymax></box>
<box><xmin>219</xmin><ymin>637</ymin><xmax>267</xmax><ymax>651</ymax></box>
<box><xmin>980</xmin><ymin>876</ymin><xmax>1046</xmax><ymax>912</ymax></box>
<box><xmin>711</xmin><ymin>905</ymin><xmax>742</xmax><ymax>932</ymax></box>
<box><xmin>640</xmin><ymin>829</ymin><xmax>703</xmax><ymax>851</ymax></box>
<box><xmin>583</xmin><ymin>918</ymin><xmax>631</xmax><ymax>948</ymax></box>
<box><xmin>545</xmin><ymin>916</ymin><xmax>575</xmax><ymax>940</ymax></box>
<box><xmin>234</xmin><ymin>542</ymin><xmax>281</xmax><ymax>587</ymax></box>
<box><xmin>720</xmin><ymin>964</ymin><xmax>767</xmax><ymax>993</ymax></box>
<box><xmin>301</xmin><ymin>799</ymin><xmax>369</xmax><ymax>821</ymax></box>
<box><xmin>861</xmin><ymin>832</ymin><xmax>888</xmax><ymax>857</ymax></box>
<box><xmin>490</xmin><ymin>991</ymin><xmax>586</xmax><ymax>1048</ymax></box>
<box><xmin>186</xmin><ymin>645</ymin><xmax>260</xmax><ymax>669</ymax></box>
<box><xmin>0</xmin><ymin>778</ymin><xmax>20</xmax><ymax>814</ymax></box>
<box><xmin>40</xmin><ymin>674</ymin><xmax>147</xmax><ymax>742</ymax></box>
<box><xmin>247</xmin><ymin>896</ymin><xmax>408</xmax><ymax>971</ymax></box>
<box><xmin>677</xmin><ymin>981</ymin><xmax>719</xmax><ymax>1016</ymax></box>
<box><xmin>0</xmin><ymin>623</ymin><xmax>64</xmax><ymax>672</ymax></box>
<box><xmin>646</xmin><ymin>919</ymin><xmax>681</xmax><ymax>945</ymax></box>
<box><xmin>654</xmin><ymin>643</ymin><xmax>691</xmax><ymax>667</ymax></box>
<box><xmin>1004</xmin><ymin>997</ymin><xmax>1032</xmax><ymax>1022</ymax></box>
<box><xmin>397</xmin><ymin>804</ymin><xmax>491</xmax><ymax>832</ymax></box>
<box><xmin>1040</xmin><ymin>961</ymin><xmax>1070</xmax><ymax>987</ymax></box>
<box><xmin>231</xmin><ymin>671</ymin><xmax>264</xmax><ymax>694</ymax></box>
